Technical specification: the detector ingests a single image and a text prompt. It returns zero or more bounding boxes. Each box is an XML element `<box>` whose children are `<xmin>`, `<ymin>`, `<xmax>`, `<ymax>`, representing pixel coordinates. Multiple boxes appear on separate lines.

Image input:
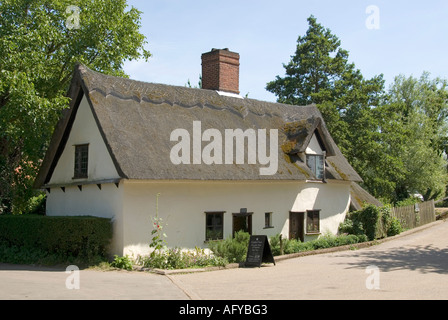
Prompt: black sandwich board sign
<box><xmin>245</xmin><ymin>235</ymin><xmax>276</xmax><ymax>268</ymax></box>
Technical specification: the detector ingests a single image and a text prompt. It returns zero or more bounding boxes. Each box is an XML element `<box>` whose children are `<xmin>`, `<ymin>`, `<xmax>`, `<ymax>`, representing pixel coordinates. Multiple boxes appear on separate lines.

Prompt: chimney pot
<box><xmin>201</xmin><ymin>48</ymin><xmax>240</xmax><ymax>94</ymax></box>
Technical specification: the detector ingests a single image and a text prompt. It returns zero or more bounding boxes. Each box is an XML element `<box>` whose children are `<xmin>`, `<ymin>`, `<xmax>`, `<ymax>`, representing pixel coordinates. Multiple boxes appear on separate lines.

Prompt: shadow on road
<box><xmin>338</xmin><ymin>244</ymin><xmax>448</xmax><ymax>274</ymax></box>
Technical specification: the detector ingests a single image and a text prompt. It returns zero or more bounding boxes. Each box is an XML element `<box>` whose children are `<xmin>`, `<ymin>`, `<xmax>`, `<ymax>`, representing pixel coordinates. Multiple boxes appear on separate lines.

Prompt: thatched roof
<box><xmin>350</xmin><ymin>182</ymin><xmax>383</xmax><ymax>211</ymax></box>
<box><xmin>34</xmin><ymin>64</ymin><xmax>362</xmax><ymax>187</ymax></box>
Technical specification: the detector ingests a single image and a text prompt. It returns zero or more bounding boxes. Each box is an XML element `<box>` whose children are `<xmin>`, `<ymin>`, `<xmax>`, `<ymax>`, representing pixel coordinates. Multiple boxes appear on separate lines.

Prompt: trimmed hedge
<box><xmin>0</xmin><ymin>215</ymin><xmax>112</xmax><ymax>259</ymax></box>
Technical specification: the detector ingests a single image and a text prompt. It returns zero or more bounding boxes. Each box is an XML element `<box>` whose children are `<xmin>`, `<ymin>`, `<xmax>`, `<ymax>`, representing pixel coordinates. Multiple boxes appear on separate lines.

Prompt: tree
<box><xmin>0</xmin><ymin>0</ymin><xmax>151</xmax><ymax>213</ymax></box>
<box><xmin>266</xmin><ymin>15</ymin><xmax>384</xmax><ymax>157</ymax></box>
<box><xmin>376</xmin><ymin>74</ymin><xmax>448</xmax><ymax>202</ymax></box>
<box><xmin>266</xmin><ymin>15</ymin><xmax>352</xmax><ymax>106</ymax></box>
<box><xmin>266</xmin><ymin>15</ymin><xmax>448</xmax><ymax>204</ymax></box>
<box><xmin>266</xmin><ymin>16</ymin><xmax>385</xmax><ymax>192</ymax></box>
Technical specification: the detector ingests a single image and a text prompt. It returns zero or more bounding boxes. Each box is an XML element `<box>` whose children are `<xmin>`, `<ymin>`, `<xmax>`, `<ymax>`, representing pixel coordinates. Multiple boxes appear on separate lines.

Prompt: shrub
<box><xmin>269</xmin><ymin>234</ymin><xmax>304</xmax><ymax>255</ymax></box>
<box><xmin>111</xmin><ymin>255</ymin><xmax>134</xmax><ymax>271</ymax></box>
<box><xmin>268</xmin><ymin>234</ymin><xmax>282</xmax><ymax>256</ymax></box>
<box><xmin>356</xmin><ymin>205</ymin><xmax>381</xmax><ymax>240</ymax></box>
<box><xmin>0</xmin><ymin>215</ymin><xmax>112</xmax><ymax>263</ymax></box>
<box><xmin>338</xmin><ymin>217</ymin><xmax>364</xmax><ymax>236</ymax></box>
<box><xmin>207</xmin><ymin>230</ymin><xmax>250</xmax><ymax>263</ymax></box>
<box><xmin>269</xmin><ymin>233</ymin><xmax>367</xmax><ymax>256</ymax></box>
<box><xmin>387</xmin><ymin>216</ymin><xmax>403</xmax><ymax>236</ymax></box>
<box><xmin>310</xmin><ymin>236</ymin><xmax>331</xmax><ymax>249</ymax></box>
<box><xmin>138</xmin><ymin>247</ymin><xmax>227</xmax><ymax>269</ymax></box>
<box><xmin>339</xmin><ymin>205</ymin><xmax>402</xmax><ymax>240</ymax></box>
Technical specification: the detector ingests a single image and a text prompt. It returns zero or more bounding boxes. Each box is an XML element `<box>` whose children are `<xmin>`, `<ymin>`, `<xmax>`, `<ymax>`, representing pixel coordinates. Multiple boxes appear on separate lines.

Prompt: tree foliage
<box><xmin>0</xmin><ymin>0</ymin><xmax>150</xmax><ymax>213</ymax></box>
<box><xmin>267</xmin><ymin>15</ymin><xmax>448</xmax><ymax>204</ymax></box>
<box><xmin>374</xmin><ymin>74</ymin><xmax>448</xmax><ymax>201</ymax></box>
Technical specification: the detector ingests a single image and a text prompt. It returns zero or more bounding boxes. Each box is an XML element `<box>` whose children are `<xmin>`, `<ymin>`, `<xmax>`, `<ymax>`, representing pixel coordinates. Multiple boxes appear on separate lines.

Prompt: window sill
<box><xmin>72</xmin><ymin>176</ymin><xmax>88</xmax><ymax>180</ymax></box>
<box><xmin>204</xmin><ymin>239</ymin><xmax>223</xmax><ymax>244</ymax></box>
<box><xmin>263</xmin><ymin>226</ymin><xmax>274</xmax><ymax>229</ymax></box>
<box><xmin>306</xmin><ymin>231</ymin><xmax>321</xmax><ymax>235</ymax></box>
<box><xmin>306</xmin><ymin>179</ymin><xmax>326</xmax><ymax>183</ymax></box>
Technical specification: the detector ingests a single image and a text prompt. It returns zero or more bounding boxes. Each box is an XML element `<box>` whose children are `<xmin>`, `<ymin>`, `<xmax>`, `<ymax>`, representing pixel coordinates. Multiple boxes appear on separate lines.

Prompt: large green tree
<box><xmin>374</xmin><ymin>73</ymin><xmax>448</xmax><ymax>202</ymax></box>
<box><xmin>266</xmin><ymin>16</ymin><xmax>384</xmax><ymax>157</ymax></box>
<box><xmin>266</xmin><ymin>16</ymin><xmax>385</xmax><ymax>189</ymax></box>
<box><xmin>266</xmin><ymin>15</ymin><xmax>448</xmax><ymax>204</ymax></box>
<box><xmin>0</xmin><ymin>0</ymin><xmax>150</xmax><ymax>213</ymax></box>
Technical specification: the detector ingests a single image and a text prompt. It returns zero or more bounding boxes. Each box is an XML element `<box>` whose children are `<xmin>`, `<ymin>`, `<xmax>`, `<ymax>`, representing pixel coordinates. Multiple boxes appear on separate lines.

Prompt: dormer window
<box><xmin>74</xmin><ymin>144</ymin><xmax>89</xmax><ymax>179</ymax></box>
<box><xmin>306</xmin><ymin>153</ymin><xmax>324</xmax><ymax>180</ymax></box>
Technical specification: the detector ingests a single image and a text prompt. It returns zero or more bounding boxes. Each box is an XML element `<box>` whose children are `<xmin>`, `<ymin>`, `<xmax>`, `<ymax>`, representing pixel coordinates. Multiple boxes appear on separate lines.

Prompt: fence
<box><xmin>391</xmin><ymin>200</ymin><xmax>435</xmax><ymax>230</ymax></box>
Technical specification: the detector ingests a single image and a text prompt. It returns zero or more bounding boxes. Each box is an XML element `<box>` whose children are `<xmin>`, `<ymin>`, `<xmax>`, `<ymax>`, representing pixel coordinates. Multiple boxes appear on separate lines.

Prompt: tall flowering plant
<box><xmin>149</xmin><ymin>193</ymin><xmax>168</xmax><ymax>256</ymax></box>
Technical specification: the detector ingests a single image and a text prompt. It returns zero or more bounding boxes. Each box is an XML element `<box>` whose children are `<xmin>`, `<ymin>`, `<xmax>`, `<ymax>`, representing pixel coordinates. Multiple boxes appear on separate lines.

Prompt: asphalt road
<box><xmin>1</xmin><ymin>220</ymin><xmax>447</xmax><ymax>300</ymax></box>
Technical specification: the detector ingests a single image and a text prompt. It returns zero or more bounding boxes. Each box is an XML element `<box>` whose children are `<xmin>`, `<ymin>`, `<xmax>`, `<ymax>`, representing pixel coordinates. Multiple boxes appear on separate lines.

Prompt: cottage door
<box><xmin>289</xmin><ymin>212</ymin><xmax>304</xmax><ymax>242</ymax></box>
<box><xmin>232</xmin><ymin>213</ymin><xmax>252</xmax><ymax>236</ymax></box>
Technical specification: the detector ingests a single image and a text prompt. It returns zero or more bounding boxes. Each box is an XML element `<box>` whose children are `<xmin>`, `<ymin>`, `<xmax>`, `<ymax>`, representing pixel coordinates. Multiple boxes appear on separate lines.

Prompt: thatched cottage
<box><xmin>35</xmin><ymin>49</ymin><xmax>368</xmax><ymax>256</ymax></box>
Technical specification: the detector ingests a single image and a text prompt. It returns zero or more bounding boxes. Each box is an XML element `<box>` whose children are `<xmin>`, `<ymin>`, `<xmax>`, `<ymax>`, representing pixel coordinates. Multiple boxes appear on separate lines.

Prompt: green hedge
<box><xmin>0</xmin><ymin>215</ymin><xmax>112</xmax><ymax>259</ymax></box>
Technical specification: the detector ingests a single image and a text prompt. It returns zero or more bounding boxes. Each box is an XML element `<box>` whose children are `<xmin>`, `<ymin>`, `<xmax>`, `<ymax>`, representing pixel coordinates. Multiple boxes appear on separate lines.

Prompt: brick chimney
<box><xmin>201</xmin><ymin>48</ymin><xmax>240</xmax><ymax>94</ymax></box>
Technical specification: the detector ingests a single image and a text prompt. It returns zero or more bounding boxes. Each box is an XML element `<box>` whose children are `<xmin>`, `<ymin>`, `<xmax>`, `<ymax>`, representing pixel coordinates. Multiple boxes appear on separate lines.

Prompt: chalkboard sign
<box><xmin>245</xmin><ymin>235</ymin><xmax>276</xmax><ymax>268</ymax></box>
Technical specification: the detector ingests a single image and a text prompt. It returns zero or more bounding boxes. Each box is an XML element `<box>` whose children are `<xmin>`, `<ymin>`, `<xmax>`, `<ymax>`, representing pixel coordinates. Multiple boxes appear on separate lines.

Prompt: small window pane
<box><xmin>306</xmin><ymin>154</ymin><xmax>324</xmax><ymax>180</ymax></box>
<box><xmin>265</xmin><ymin>212</ymin><xmax>273</xmax><ymax>228</ymax></box>
<box><xmin>74</xmin><ymin>144</ymin><xmax>88</xmax><ymax>178</ymax></box>
<box><xmin>206</xmin><ymin>212</ymin><xmax>224</xmax><ymax>241</ymax></box>
<box><xmin>307</xmin><ymin>210</ymin><xmax>320</xmax><ymax>233</ymax></box>
<box><xmin>316</xmin><ymin>156</ymin><xmax>324</xmax><ymax>179</ymax></box>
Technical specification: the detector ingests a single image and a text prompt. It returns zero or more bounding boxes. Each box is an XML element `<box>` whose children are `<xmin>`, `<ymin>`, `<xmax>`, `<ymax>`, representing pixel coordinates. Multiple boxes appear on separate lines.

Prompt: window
<box><xmin>306</xmin><ymin>210</ymin><xmax>320</xmax><ymax>234</ymax></box>
<box><xmin>306</xmin><ymin>154</ymin><xmax>324</xmax><ymax>180</ymax></box>
<box><xmin>205</xmin><ymin>212</ymin><xmax>224</xmax><ymax>241</ymax></box>
<box><xmin>74</xmin><ymin>144</ymin><xmax>89</xmax><ymax>179</ymax></box>
<box><xmin>264</xmin><ymin>212</ymin><xmax>273</xmax><ymax>228</ymax></box>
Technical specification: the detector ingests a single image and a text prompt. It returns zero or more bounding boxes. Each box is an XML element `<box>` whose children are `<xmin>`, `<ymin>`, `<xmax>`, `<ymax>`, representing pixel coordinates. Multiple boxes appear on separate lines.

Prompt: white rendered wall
<box><xmin>120</xmin><ymin>180</ymin><xmax>351</xmax><ymax>257</ymax></box>
<box><xmin>45</xmin><ymin>93</ymin><xmax>123</xmax><ymax>255</ymax></box>
<box><xmin>45</xmin><ymin>183</ymin><xmax>124</xmax><ymax>256</ymax></box>
<box><xmin>305</xmin><ymin>133</ymin><xmax>323</xmax><ymax>155</ymax></box>
<box><xmin>48</xmin><ymin>94</ymin><xmax>120</xmax><ymax>185</ymax></box>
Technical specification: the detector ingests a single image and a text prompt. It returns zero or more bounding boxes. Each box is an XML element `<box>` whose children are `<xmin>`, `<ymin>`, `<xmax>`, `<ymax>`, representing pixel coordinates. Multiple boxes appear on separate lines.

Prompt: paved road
<box><xmin>170</xmin><ymin>220</ymin><xmax>448</xmax><ymax>300</ymax></box>
<box><xmin>1</xmin><ymin>220</ymin><xmax>447</xmax><ymax>300</ymax></box>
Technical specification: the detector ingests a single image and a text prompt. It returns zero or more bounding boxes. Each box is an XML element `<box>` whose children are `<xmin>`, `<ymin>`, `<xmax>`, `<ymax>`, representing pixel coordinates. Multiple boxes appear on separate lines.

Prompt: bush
<box><xmin>356</xmin><ymin>205</ymin><xmax>382</xmax><ymax>240</ymax></box>
<box><xmin>0</xmin><ymin>215</ymin><xmax>112</xmax><ymax>264</ymax></box>
<box><xmin>138</xmin><ymin>247</ymin><xmax>227</xmax><ymax>269</ymax></box>
<box><xmin>387</xmin><ymin>216</ymin><xmax>403</xmax><ymax>236</ymax></box>
<box><xmin>207</xmin><ymin>230</ymin><xmax>250</xmax><ymax>263</ymax></box>
<box><xmin>339</xmin><ymin>204</ymin><xmax>403</xmax><ymax>240</ymax></box>
<box><xmin>111</xmin><ymin>255</ymin><xmax>134</xmax><ymax>271</ymax></box>
<box><xmin>269</xmin><ymin>234</ymin><xmax>306</xmax><ymax>255</ymax></box>
<box><xmin>269</xmin><ymin>233</ymin><xmax>367</xmax><ymax>256</ymax></box>
<box><xmin>338</xmin><ymin>216</ymin><xmax>365</xmax><ymax>236</ymax></box>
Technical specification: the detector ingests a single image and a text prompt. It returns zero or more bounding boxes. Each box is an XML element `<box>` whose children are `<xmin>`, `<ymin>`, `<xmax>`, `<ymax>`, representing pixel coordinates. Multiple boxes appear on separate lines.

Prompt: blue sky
<box><xmin>123</xmin><ymin>0</ymin><xmax>448</xmax><ymax>102</ymax></box>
